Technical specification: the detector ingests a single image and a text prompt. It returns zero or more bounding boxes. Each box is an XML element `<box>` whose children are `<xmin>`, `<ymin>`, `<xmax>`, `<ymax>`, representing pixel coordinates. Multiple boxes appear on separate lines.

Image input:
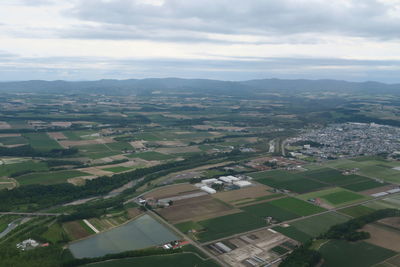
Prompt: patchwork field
<box><xmin>127</xmin><ymin>151</ymin><xmax>175</xmax><ymax>161</ymax></box>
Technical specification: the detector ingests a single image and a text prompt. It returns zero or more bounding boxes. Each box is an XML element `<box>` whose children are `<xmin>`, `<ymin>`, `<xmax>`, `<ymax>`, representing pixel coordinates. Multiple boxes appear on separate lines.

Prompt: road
<box><xmin>201</xmin><ymin>191</ymin><xmax>400</xmax><ymax>246</ymax></box>
<box><xmin>0</xmin><ymin>212</ymin><xmax>63</xmax><ymax>216</ymax></box>
<box><xmin>147</xmin><ymin>210</ymin><xmax>229</xmax><ymax>267</ymax></box>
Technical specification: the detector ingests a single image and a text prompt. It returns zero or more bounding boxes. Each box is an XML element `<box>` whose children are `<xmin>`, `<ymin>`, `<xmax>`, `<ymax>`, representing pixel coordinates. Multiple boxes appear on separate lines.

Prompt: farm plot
<box><xmin>290</xmin><ymin>212</ymin><xmax>349</xmax><ymax>237</ymax></box>
<box><xmin>241</xmin><ymin>201</ymin><xmax>299</xmax><ymax>222</ymax></box>
<box><xmin>212</xmin><ymin>184</ymin><xmax>273</xmax><ymax>205</ymax></box>
<box><xmin>304</xmin><ymin>168</ymin><xmax>370</xmax><ymax>187</ymax></box>
<box><xmin>144</xmin><ymin>184</ymin><xmax>199</xmax><ymax>199</ymax></box>
<box><xmin>250</xmin><ymin>170</ymin><xmax>327</xmax><ymax>193</ymax></box>
<box><xmin>319</xmin><ymin>240</ymin><xmax>396</xmax><ymax>267</ymax></box>
<box><xmin>157</xmin><ymin>195</ymin><xmax>237</xmax><ymax>224</ymax></box>
<box><xmin>267</xmin><ymin>197</ymin><xmax>326</xmax><ymax>217</ymax></box>
<box><xmin>273</xmin><ymin>226</ymin><xmax>312</xmax><ymax>243</ymax></box>
<box><xmin>298</xmin><ymin>187</ymin><xmax>370</xmax><ymax>207</ymax></box>
<box><xmin>342</xmin><ymin>180</ymin><xmax>388</xmax><ymax>192</ymax></box>
<box><xmin>0</xmin><ymin>161</ymin><xmax>48</xmax><ymax>177</ymax></box>
<box><xmin>358</xmin><ymin>165</ymin><xmax>400</xmax><ymax>184</ymax></box>
<box><xmin>128</xmin><ymin>151</ymin><xmax>175</xmax><ymax>161</ymax></box>
<box><xmin>362</xmin><ymin>224</ymin><xmax>400</xmax><ymax>252</ymax></box>
<box><xmin>16</xmin><ymin>170</ymin><xmax>90</xmax><ymax>185</ymax></box>
<box><xmin>101</xmin><ymin>166</ymin><xmax>132</xmax><ymax>173</ymax></box>
<box><xmin>23</xmin><ymin>133</ymin><xmax>63</xmax><ymax>151</ymax></box>
<box><xmin>0</xmin><ymin>135</ymin><xmax>28</xmax><ymax>146</ymax></box>
<box><xmin>194</xmin><ymin>211</ymin><xmax>266</xmax><ymax>242</ymax></box>
<box><xmin>63</xmin><ymin>221</ymin><xmax>92</xmax><ymax>240</ymax></box>
<box><xmin>76</xmin><ymin>144</ymin><xmax>120</xmax><ymax>159</ymax></box>
<box><xmin>338</xmin><ymin>205</ymin><xmax>376</xmax><ymax>217</ymax></box>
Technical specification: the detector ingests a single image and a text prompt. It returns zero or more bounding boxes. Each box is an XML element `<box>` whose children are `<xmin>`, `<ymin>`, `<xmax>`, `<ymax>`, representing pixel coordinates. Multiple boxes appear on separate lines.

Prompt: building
<box><xmin>233</xmin><ymin>180</ymin><xmax>252</xmax><ymax>188</ymax></box>
<box><xmin>201</xmin><ymin>186</ymin><xmax>217</xmax><ymax>194</ymax></box>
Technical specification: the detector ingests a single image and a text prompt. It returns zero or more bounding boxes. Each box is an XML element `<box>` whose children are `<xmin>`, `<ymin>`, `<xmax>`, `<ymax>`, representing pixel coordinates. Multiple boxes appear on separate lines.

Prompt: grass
<box><xmin>323</xmin><ymin>191</ymin><xmax>365</xmax><ymax>205</ymax></box>
<box><xmin>290</xmin><ymin>212</ymin><xmax>349</xmax><ymax>237</ymax></box>
<box><xmin>319</xmin><ymin>240</ymin><xmax>396</xmax><ymax>267</ymax></box>
<box><xmin>42</xmin><ymin>222</ymin><xmax>68</xmax><ymax>244</ymax></box>
<box><xmin>175</xmin><ymin>221</ymin><xmax>204</xmax><ymax>233</ymax></box>
<box><xmin>16</xmin><ymin>170</ymin><xmax>89</xmax><ymax>185</ymax></box>
<box><xmin>85</xmin><ymin>253</ymin><xmax>219</xmax><ymax>267</ymax></box>
<box><xmin>338</xmin><ymin>205</ymin><xmax>376</xmax><ymax>217</ymax></box>
<box><xmin>23</xmin><ymin>133</ymin><xmax>63</xmax><ymax>151</ymax></box>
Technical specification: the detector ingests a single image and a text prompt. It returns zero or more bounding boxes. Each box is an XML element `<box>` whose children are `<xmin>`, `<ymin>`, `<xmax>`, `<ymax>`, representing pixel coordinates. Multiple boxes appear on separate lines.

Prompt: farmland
<box><xmin>23</xmin><ymin>133</ymin><xmax>63</xmax><ymax>151</ymax></box>
<box><xmin>298</xmin><ymin>187</ymin><xmax>370</xmax><ymax>207</ymax></box>
<box><xmin>319</xmin><ymin>240</ymin><xmax>396</xmax><ymax>267</ymax></box>
<box><xmin>16</xmin><ymin>170</ymin><xmax>90</xmax><ymax>185</ymax></box>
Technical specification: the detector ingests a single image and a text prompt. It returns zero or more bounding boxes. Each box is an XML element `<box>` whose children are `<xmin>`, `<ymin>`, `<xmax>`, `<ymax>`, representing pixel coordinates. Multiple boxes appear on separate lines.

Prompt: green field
<box><xmin>273</xmin><ymin>226</ymin><xmax>312</xmax><ymax>243</ymax></box>
<box><xmin>0</xmin><ymin>161</ymin><xmax>49</xmax><ymax>177</ymax></box>
<box><xmin>128</xmin><ymin>151</ymin><xmax>175</xmax><ymax>161</ymax></box>
<box><xmin>23</xmin><ymin>133</ymin><xmax>63</xmax><ymax>151</ymax></box>
<box><xmin>298</xmin><ymin>187</ymin><xmax>370</xmax><ymax>207</ymax></box>
<box><xmin>338</xmin><ymin>205</ymin><xmax>376</xmax><ymax>217</ymax></box>
<box><xmin>106</xmin><ymin>142</ymin><xmax>133</xmax><ymax>151</ymax></box>
<box><xmin>76</xmin><ymin>144</ymin><xmax>120</xmax><ymax>159</ymax></box>
<box><xmin>196</xmin><ymin>212</ymin><xmax>266</xmax><ymax>242</ymax></box>
<box><xmin>342</xmin><ymin>180</ymin><xmax>387</xmax><ymax>192</ymax></box>
<box><xmin>290</xmin><ymin>212</ymin><xmax>349</xmax><ymax>237</ymax></box>
<box><xmin>241</xmin><ymin>201</ymin><xmax>299</xmax><ymax>221</ymax></box>
<box><xmin>268</xmin><ymin>197</ymin><xmax>326</xmax><ymax>216</ymax></box>
<box><xmin>63</xmin><ymin>130</ymin><xmax>98</xmax><ymax>140</ymax></box>
<box><xmin>320</xmin><ymin>240</ymin><xmax>396</xmax><ymax>267</ymax></box>
<box><xmin>358</xmin><ymin>165</ymin><xmax>400</xmax><ymax>184</ymax></box>
<box><xmin>85</xmin><ymin>253</ymin><xmax>218</xmax><ymax>267</ymax></box>
<box><xmin>251</xmin><ymin>170</ymin><xmax>327</xmax><ymax>193</ymax></box>
<box><xmin>16</xmin><ymin>170</ymin><xmax>89</xmax><ymax>185</ymax></box>
<box><xmin>0</xmin><ymin>136</ymin><xmax>28</xmax><ymax>145</ymax></box>
<box><xmin>304</xmin><ymin>168</ymin><xmax>369</xmax><ymax>186</ymax></box>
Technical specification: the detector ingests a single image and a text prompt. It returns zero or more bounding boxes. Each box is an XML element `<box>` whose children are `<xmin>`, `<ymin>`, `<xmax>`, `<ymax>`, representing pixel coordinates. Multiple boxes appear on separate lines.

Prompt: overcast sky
<box><xmin>1</xmin><ymin>0</ymin><xmax>400</xmax><ymax>82</ymax></box>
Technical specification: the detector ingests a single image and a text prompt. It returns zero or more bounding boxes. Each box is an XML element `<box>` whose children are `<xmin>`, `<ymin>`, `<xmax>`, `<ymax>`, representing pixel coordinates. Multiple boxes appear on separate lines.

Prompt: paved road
<box><xmin>147</xmin><ymin>210</ymin><xmax>229</xmax><ymax>267</ymax></box>
<box><xmin>0</xmin><ymin>212</ymin><xmax>63</xmax><ymax>216</ymax></box>
<box><xmin>201</xmin><ymin>191</ymin><xmax>400</xmax><ymax>246</ymax></box>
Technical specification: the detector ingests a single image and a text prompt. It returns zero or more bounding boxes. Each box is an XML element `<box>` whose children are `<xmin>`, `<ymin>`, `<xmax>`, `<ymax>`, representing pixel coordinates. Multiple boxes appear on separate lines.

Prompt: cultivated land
<box><xmin>1</xmin><ymin>84</ymin><xmax>400</xmax><ymax>266</ymax></box>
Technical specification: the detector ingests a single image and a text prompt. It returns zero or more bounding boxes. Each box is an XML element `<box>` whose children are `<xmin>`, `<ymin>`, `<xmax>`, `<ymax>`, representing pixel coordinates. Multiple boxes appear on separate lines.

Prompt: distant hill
<box><xmin>0</xmin><ymin>78</ymin><xmax>399</xmax><ymax>95</ymax></box>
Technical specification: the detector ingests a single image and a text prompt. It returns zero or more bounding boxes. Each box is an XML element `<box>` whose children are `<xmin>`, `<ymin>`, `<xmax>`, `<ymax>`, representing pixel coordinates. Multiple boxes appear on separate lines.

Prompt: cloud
<box><xmin>64</xmin><ymin>0</ymin><xmax>400</xmax><ymax>41</ymax></box>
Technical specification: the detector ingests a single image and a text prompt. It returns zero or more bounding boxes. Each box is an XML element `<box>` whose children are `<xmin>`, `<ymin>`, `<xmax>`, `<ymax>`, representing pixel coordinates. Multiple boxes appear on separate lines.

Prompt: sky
<box><xmin>1</xmin><ymin>0</ymin><xmax>400</xmax><ymax>82</ymax></box>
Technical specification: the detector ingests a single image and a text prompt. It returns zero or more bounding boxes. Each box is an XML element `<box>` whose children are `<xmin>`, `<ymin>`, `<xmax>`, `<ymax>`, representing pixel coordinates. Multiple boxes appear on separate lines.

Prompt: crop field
<box><xmin>0</xmin><ymin>135</ymin><xmax>28</xmax><ymax>145</ymax></box>
<box><xmin>298</xmin><ymin>187</ymin><xmax>370</xmax><ymax>207</ymax></box>
<box><xmin>213</xmin><ymin>185</ymin><xmax>273</xmax><ymax>204</ymax></box>
<box><xmin>267</xmin><ymin>197</ymin><xmax>326</xmax><ymax>216</ymax></box>
<box><xmin>77</xmin><ymin>144</ymin><xmax>121</xmax><ymax>159</ymax></box>
<box><xmin>16</xmin><ymin>170</ymin><xmax>90</xmax><ymax>185</ymax></box>
<box><xmin>319</xmin><ymin>240</ymin><xmax>396</xmax><ymax>267</ymax></box>
<box><xmin>338</xmin><ymin>205</ymin><xmax>376</xmax><ymax>217</ymax></box>
<box><xmin>251</xmin><ymin>170</ymin><xmax>327</xmax><ymax>193</ymax></box>
<box><xmin>157</xmin><ymin>196</ymin><xmax>237</xmax><ymax>224</ymax></box>
<box><xmin>289</xmin><ymin>212</ymin><xmax>349</xmax><ymax>237</ymax></box>
<box><xmin>101</xmin><ymin>166</ymin><xmax>132</xmax><ymax>173</ymax></box>
<box><xmin>63</xmin><ymin>221</ymin><xmax>92</xmax><ymax>240</ymax></box>
<box><xmin>63</xmin><ymin>130</ymin><xmax>98</xmax><ymax>140</ymax></box>
<box><xmin>128</xmin><ymin>151</ymin><xmax>175</xmax><ymax>161</ymax></box>
<box><xmin>23</xmin><ymin>133</ymin><xmax>63</xmax><ymax>151</ymax></box>
<box><xmin>0</xmin><ymin>161</ymin><xmax>48</xmax><ymax>177</ymax></box>
<box><xmin>105</xmin><ymin>142</ymin><xmax>133</xmax><ymax>151</ymax></box>
<box><xmin>304</xmin><ymin>168</ymin><xmax>370</xmax><ymax>186</ymax></box>
<box><xmin>241</xmin><ymin>201</ymin><xmax>299</xmax><ymax>221</ymax></box>
<box><xmin>195</xmin><ymin>211</ymin><xmax>266</xmax><ymax>242</ymax></box>
<box><xmin>363</xmin><ymin>224</ymin><xmax>400</xmax><ymax>252</ymax></box>
<box><xmin>358</xmin><ymin>165</ymin><xmax>400</xmax><ymax>184</ymax></box>
<box><xmin>342</xmin><ymin>180</ymin><xmax>388</xmax><ymax>192</ymax></box>
<box><xmin>273</xmin><ymin>226</ymin><xmax>311</xmax><ymax>243</ymax></box>
<box><xmin>86</xmin><ymin>253</ymin><xmax>218</xmax><ymax>267</ymax></box>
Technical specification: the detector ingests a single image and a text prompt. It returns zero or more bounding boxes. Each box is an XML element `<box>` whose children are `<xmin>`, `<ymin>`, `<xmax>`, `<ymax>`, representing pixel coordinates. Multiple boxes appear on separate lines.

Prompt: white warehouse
<box><xmin>233</xmin><ymin>180</ymin><xmax>252</xmax><ymax>188</ymax></box>
<box><xmin>201</xmin><ymin>185</ymin><xmax>217</xmax><ymax>194</ymax></box>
